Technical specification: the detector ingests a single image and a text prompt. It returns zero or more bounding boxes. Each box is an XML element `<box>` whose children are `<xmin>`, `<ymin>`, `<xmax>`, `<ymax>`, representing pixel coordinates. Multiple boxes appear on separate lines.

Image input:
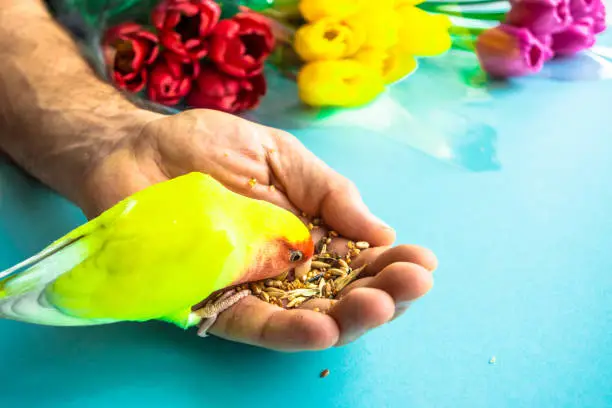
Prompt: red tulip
<box><xmin>161</xmin><ymin>51</ymin><xmax>201</xmax><ymax>79</ymax></box>
<box><xmin>187</xmin><ymin>65</ymin><xmax>266</xmax><ymax>113</ymax></box>
<box><xmin>103</xmin><ymin>22</ymin><xmax>159</xmax><ymax>93</ymax></box>
<box><xmin>210</xmin><ymin>12</ymin><xmax>275</xmax><ymax>78</ymax></box>
<box><xmin>147</xmin><ymin>52</ymin><xmax>195</xmax><ymax>106</ymax></box>
<box><xmin>152</xmin><ymin>0</ymin><xmax>221</xmax><ymax>59</ymax></box>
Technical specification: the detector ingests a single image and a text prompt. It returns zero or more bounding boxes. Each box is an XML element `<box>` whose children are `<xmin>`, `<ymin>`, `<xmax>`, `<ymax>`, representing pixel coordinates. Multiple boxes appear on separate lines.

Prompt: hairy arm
<box><xmin>0</xmin><ymin>0</ymin><xmax>157</xmax><ymax>207</ymax></box>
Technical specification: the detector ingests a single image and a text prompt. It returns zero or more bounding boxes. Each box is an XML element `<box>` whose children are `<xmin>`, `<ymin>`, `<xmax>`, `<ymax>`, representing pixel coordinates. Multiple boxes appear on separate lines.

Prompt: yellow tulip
<box><xmin>298</xmin><ymin>0</ymin><xmax>365</xmax><ymax>22</ymax></box>
<box><xmin>353</xmin><ymin>47</ymin><xmax>418</xmax><ymax>85</ymax></box>
<box><xmin>394</xmin><ymin>0</ymin><xmax>426</xmax><ymax>7</ymax></box>
<box><xmin>396</xmin><ymin>6</ymin><xmax>452</xmax><ymax>56</ymax></box>
<box><xmin>350</xmin><ymin>7</ymin><xmax>400</xmax><ymax>49</ymax></box>
<box><xmin>352</xmin><ymin>48</ymin><xmax>388</xmax><ymax>75</ymax></box>
<box><xmin>382</xmin><ymin>46</ymin><xmax>419</xmax><ymax>84</ymax></box>
<box><xmin>294</xmin><ymin>18</ymin><xmax>365</xmax><ymax>62</ymax></box>
<box><xmin>297</xmin><ymin>60</ymin><xmax>385</xmax><ymax>107</ymax></box>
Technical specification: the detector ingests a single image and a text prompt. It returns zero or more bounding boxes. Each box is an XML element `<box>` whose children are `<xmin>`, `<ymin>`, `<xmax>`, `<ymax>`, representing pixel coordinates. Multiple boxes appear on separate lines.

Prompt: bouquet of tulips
<box><xmin>101</xmin><ymin>1</ymin><xmax>273</xmax><ymax>113</ymax></box>
<box><xmin>425</xmin><ymin>0</ymin><xmax>607</xmax><ymax>78</ymax></box>
<box><xmin>268</xmin><ymin>0</ymin><xmax>453</xmax><ymax>107</ymax></box>
<box><xmin>47</xmin><ymin>0</ymin><xmax>454</xmax><ymax>114</ymax></box>
<box><xmin>47</xmin><ymin>0</ymin><xmax>607</xmax><ymax>119</ymax></box>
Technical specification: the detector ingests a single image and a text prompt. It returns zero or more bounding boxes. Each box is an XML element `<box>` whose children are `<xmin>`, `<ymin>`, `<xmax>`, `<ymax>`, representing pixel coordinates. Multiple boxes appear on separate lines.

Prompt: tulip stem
<box><xmin>449</xmin><ymin>25</ymin><xmax>487</xmax><ymax>36</ymax></box>
<box><xmin>422</xmin><ymin>0</ymin><xmax>505</xmax><ymax>6</ymax></box>
<box><xmin>420</xmin><ymin>5</ymin><xmax>506</xmax><ymax>21</ymax></box>
<box><xmin>451</xmin><ymin>35</ymin><xmax>479</xmax><ymax>52</ymax></box>
<box><xmin>451</xmin><ymin>41</ymin><xmax>478</xmax><ymax>52</ymax></box>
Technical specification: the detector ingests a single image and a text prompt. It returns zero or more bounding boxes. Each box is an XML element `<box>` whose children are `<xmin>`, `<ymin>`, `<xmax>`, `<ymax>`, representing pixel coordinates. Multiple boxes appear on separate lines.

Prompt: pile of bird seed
<box><xmin>210</xmin><ymin>227</ymin><xmax>370</xmax><ymax>311</ymax></box>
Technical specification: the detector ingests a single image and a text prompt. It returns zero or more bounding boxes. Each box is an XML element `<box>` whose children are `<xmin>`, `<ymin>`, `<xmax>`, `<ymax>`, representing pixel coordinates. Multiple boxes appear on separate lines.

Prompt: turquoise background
<box><xmin>2</xmin><ymin>7</ymin><xmax>612</xmax><ymax>408</ymax></box>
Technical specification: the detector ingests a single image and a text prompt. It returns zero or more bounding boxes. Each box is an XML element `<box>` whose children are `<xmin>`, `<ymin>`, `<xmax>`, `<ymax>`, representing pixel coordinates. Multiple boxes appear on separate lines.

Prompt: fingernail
<box><xmin>336</xmin><ymin>329</ymin><xmax>368</xmax><ymax>347</ymax></box>
<box><xmin>396</xmin><ymin>300</ymin><xmax>414</xmax><ymax>309</ymax></box>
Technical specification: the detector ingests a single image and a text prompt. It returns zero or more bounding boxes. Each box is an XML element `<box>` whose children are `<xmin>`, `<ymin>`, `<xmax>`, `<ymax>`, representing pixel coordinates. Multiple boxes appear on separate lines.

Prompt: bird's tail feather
<box><xmin>0</xmin><ymin>234</ymin><xmax>87</xmax><ymax>298</ymax></box>
<box><xmin>0</xmin><ymin>234</ymin><xmax>104</xmax><ymax>326</ymax></box>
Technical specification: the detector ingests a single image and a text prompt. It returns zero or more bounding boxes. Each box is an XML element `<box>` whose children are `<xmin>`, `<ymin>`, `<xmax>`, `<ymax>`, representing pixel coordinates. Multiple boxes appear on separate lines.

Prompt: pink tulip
<box><xmin>591</xmin><ymin>0</ymin><xmax>607</xmax><ymax>34</ymax></box>
<box><xmin>551</xmin><ymin>17</ymin><xmax>596</xmax><ymax>55</ymax></box>
<box><xmin>569</xmin><ymin>0</ymin><xmax>597</xmax><ymax>18</ymax></box>
<box><xmin>476</xmin><ymin>24</ymin><xmax>553</xmax><ymax>77</ymax></box>
<box><xmin>506</xmin><ymin>0</ymin><xmax>572</xmax><ymax>34</ymax></box>
<box><xmin>535</xmin><ymin>34</ymin><xmax>555</xmax><ymax>60</ymax></box>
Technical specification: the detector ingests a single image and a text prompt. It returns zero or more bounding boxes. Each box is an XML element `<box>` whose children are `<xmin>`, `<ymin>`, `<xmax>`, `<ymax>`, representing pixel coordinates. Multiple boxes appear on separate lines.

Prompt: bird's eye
<box><xmin>289</xmin><ymin>250</ymin><xmax>303</xmax><ymax>263</ymax></box>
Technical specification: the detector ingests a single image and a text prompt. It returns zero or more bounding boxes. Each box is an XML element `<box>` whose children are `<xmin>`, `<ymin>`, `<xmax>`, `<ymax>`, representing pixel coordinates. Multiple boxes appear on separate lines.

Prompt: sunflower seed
<box><xmin>356</xmin><ymin>241</ymin><xmax>370</xmax><ymax>250</ymax></box>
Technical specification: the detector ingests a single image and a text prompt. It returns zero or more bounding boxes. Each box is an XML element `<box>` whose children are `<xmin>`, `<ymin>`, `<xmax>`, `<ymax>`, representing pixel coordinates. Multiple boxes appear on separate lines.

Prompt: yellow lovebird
<box><xmin>0</xmin><ymin>173</ymin><xmax>314</xmax><ymax>336</ymax></box>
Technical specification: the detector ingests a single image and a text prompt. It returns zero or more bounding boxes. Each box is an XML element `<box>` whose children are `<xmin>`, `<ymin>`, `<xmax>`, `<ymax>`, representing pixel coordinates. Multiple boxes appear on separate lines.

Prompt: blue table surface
<box><xmin>2</xmin><ymin>14</ymin><xmax>612</xmax><ymax>408</ymax></box>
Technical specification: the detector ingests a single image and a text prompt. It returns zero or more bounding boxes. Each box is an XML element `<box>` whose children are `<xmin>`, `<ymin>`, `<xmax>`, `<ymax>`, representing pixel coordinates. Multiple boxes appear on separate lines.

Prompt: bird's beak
<box><xmin>294</xmin><ymin>259</ymin><xmax>312</xmax><ymax>280</ymax></box>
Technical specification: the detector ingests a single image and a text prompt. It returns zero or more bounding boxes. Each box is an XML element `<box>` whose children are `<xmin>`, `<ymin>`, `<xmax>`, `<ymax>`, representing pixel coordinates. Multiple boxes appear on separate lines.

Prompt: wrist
<box><xmin>3</xmin><ymin>97</ymin><xmax>161</xmax><ymax>211</ymax></box>
<box><xmin>59</xmin><ymin>107</ymin><xmax>163</xmax><ymax>214</ymax></box>
<box><xmin>74</xmin><ymin>108</ymin><xmax>166</xmax><ymax>218</ymax></box>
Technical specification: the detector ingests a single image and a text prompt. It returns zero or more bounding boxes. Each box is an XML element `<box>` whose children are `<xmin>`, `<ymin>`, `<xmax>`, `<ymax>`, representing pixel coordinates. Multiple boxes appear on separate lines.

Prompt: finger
<box><xmin>327</xmin><ymin>287</ymin><xmax>395</xmax><ymax>347</ymax></box>
<box><xmin>337</xmin><ymin>262</ymin><xmax>434</xmax><ymax>305</ymax></box>
<box><xmin>266</xmin><ymin>128</ymin><xmax>396</xmax><ymax>247</ymax></box>
<box><xmin>346</xmin><ymin>247</ymin><xmax>388</xmax><ymax>275</ymax></box>
<box><xmin>209</xmin><ymin>296</ymin><xmax>339</xmax><ymax>351</ymax></box>
<box><xmin>247</xmin><ymin>182</ymin><xmax>300</xmax><ymax>215</ymax></box>
<box><xmin>353</xmin><ymin>245</ymin><xmax>439</xmax><ymax>274</ymax></box>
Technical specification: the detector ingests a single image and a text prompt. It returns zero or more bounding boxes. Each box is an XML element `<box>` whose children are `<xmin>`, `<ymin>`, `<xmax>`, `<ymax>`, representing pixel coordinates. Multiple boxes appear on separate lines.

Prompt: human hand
<box><xmin>79</xmin><ymin>109</ymin><xmax>437</xmax><ymax>351</ymax></box>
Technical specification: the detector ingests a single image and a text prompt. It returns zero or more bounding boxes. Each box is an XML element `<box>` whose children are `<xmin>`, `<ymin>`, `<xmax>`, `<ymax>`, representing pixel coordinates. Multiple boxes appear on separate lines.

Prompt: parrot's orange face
<box><xmin>236</xmin><ymin>236</ymin><xmax>315</xmax><ymax>285</ymax></box>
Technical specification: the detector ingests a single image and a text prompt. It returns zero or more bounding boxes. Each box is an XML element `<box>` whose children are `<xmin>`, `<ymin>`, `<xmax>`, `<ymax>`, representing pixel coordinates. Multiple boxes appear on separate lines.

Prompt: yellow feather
<box><xmin>0</xmin><ymin>173</ymin><xmax>311</xmax><ymax>328</ymax></box>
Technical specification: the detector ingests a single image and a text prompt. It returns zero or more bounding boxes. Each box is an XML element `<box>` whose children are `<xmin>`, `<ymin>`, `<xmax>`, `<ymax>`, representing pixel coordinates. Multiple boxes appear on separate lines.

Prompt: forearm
<box><xmin>0</xmin><ymin>0</ymin><xmax>156</xmax><ymax>205</ymax></box>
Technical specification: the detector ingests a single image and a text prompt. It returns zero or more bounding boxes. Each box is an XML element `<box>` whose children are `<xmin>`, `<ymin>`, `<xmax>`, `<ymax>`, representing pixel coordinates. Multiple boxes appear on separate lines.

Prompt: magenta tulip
<box><xmin>569</xmin><ymin>0</ymin><xmax>597</xmax><ymax>18</ymax></box>
<box><xmin>506</xmin><ymin>0</ymin><xmax>572</xmax><ymax>34</ymax></box>
<box><xmin>591</xmin><ymin>0</ymin><xmax>607</xmax><ymax>34</ymax></box>
<box><xmin>535</xmin><ymin>34</ymin><xmax>555</xmax><ymax>60</ymax></box>
<box><xmin>551</xmin><ymin>17</ymin><xmax>596</xmax><ymax>55</ymax></box>
<box><xmin>476</xmin><ymin>24</ymin><xmax>553</xmax><ymax>77</ymax></box>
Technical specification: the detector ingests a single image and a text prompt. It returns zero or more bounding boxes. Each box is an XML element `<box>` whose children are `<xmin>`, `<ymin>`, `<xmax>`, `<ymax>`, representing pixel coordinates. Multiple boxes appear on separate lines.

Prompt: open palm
<box><xmin>81</xmin><ymin>109</ymin><xmax>437</xmax><ymax>351</ymax></box>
